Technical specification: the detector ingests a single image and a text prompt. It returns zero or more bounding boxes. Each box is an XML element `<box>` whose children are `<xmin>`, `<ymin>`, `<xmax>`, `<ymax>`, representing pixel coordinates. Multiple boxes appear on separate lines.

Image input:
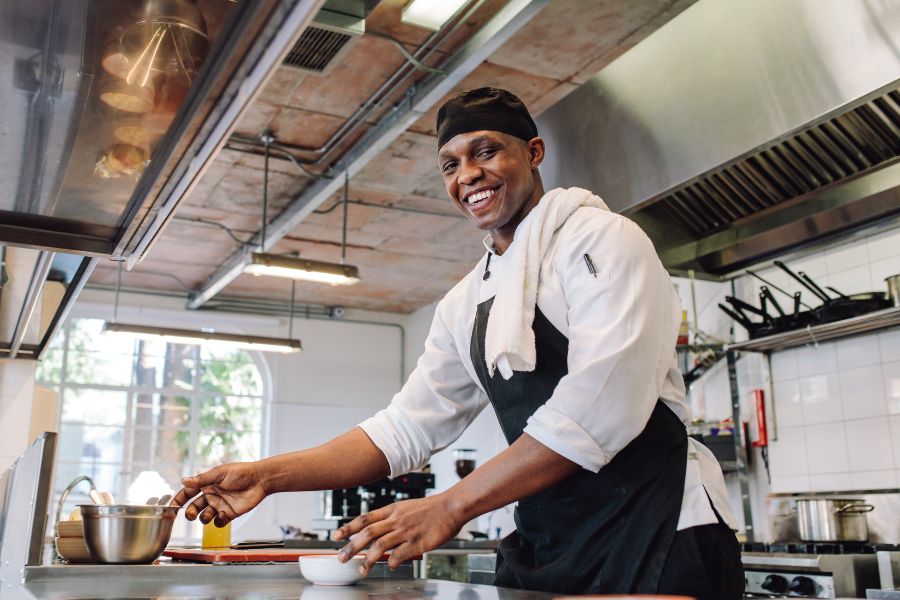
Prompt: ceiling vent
<box><xmin>283</xmin><ymin>0</ymin><xmax>372</xmax><ymax>74</ymax></box>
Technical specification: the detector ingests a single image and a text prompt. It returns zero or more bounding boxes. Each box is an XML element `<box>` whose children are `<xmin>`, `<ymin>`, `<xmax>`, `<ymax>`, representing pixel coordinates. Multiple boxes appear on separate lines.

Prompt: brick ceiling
<box><xmin>90</xmin><ymin>0</ymin><xmax>695</xmax><ymax>313</ymax></box>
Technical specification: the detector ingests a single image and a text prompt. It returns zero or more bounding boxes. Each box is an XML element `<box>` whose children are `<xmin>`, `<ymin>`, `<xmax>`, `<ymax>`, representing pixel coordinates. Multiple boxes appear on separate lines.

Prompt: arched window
<box><xmin>38</xmin><ymin>318</ymin><xmax>266</xmax><ymax>542</ymax></box>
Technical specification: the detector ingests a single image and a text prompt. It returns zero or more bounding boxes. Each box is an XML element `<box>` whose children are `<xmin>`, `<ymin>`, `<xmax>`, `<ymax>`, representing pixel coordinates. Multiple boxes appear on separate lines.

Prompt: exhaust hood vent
<box><xmin>659</xmin><ymin>88</ymin><xmax>900</xmax><ymax>239</ymax></box>
<box><xmin>283</xmin><ymin>1</ymin><xmax>373</xmax><ymax>74</ymax></box>
<box><xmin>536</xmin><ymin>0</ymin><xmax>900</xmax><ymax>275</ymax></box>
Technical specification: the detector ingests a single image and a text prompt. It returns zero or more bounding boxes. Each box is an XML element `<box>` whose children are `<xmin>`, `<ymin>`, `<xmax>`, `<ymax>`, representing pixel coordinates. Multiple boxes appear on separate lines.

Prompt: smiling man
<box><xmin>173</xmin><ymin>88</ymin><xmax>744</xmax><ymax>599</ymax></box>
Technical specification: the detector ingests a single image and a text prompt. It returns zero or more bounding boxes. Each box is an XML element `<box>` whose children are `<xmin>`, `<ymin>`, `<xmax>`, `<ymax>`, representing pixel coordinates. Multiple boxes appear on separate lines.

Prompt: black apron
<box><xmin>470</xmin><ymin>292</ymin><xmax>688</xmax><ymax>595</ymax></box>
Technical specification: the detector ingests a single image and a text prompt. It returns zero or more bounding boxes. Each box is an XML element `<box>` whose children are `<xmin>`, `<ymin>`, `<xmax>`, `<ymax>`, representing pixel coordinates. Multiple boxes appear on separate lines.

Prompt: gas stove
<box><xmin>741</xmin><ymin>542</ymin><xmax>900</xmax><ymax>598</ymax></box>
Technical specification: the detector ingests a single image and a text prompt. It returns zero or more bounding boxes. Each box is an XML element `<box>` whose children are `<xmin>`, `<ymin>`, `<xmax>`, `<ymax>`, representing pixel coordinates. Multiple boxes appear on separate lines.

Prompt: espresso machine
<box><xmin>310</xmin><ymin>473</ymin><xmax>435</xmax><ymax>534</ymax></box>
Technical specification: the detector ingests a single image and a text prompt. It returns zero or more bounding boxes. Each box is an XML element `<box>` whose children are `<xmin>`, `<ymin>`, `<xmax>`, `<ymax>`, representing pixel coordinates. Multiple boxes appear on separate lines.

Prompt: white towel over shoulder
<box><xmin>485</xmin><ymin>186</ymin><xmax>610</xmax><ymax>380</ymax></box>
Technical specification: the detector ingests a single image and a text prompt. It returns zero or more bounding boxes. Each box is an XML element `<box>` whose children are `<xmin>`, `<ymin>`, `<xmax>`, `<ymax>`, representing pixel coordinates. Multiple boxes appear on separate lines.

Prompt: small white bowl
<box><xmin>299</xmin><ymin>554</ymin><xmax>367</xmax><ymax>586</ymax></box>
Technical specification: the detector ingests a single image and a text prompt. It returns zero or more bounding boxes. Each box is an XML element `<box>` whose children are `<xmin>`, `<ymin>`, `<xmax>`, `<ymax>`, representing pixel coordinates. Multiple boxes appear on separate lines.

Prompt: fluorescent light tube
<box><xmin>102</xmin><ymin>322</ymin><xmax>302</xmax><ymax>354</ymax></box>
<box><xmin>401</xmin><ymin>0</ymin><xmax>468</xmax><ymax>31</ymax></box>
<box><xmin>244</xmin><ymin>253</ymin><xmax>360</xmax><ymax>286</ymax></box>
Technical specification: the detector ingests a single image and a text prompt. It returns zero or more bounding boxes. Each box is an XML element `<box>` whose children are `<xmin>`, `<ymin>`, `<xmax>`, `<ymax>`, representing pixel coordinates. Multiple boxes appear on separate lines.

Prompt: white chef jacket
<box><xmin>359</xmin><ymin>207</ymin><xmax>738</xmax><ymax>531</ymax></box>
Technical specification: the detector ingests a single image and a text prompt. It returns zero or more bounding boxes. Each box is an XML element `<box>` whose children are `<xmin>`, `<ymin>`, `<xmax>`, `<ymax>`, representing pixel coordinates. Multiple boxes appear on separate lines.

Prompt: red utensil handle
<box><xmin>752</xmin><ymin>389</ymin><xmax>767</xmax><ymax>447</ymax></box>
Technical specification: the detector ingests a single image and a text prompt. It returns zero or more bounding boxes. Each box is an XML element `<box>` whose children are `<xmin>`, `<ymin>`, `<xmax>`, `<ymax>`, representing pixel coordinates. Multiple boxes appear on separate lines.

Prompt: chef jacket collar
<box><xmin>482</xmin><ymin>235</ymin><xmax>498</xmax><ymax>255</ymax></box>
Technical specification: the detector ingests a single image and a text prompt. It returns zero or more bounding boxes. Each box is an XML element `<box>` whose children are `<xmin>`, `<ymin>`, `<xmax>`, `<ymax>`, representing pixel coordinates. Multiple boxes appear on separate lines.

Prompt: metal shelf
<box><xmin>725</xmin><ymin>306</ymin><xmax>900</xmax><ymax>353</ymax></box>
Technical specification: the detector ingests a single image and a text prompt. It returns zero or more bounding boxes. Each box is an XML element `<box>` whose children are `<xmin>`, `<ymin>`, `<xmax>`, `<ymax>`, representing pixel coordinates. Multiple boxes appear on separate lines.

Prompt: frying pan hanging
<box><xmin>799</xmin><ymin>272</ymin><xmax>832</xmax><ymax>302</ymax></box>
<box><xmin>726</xmin><ymin>295</ymin><xmax>767</xmax><ymax>319</ymax></box>
<box><xmin>826</xmin><ymin>286</ymin><xmax>889</xmax><ymax>303</ymax></box>
<box><xmin>718</xmin><ymin>303</ymin><xmax>761</xmax><ymax>336</ymax></box>
<box><xmin>774</xmin><ymin>261</ymin><xmax>828</xmax><ymax>303</ymax></box>
<box><xmin>774</xmin><ymin>260</ymin><xmax>890</xmax><ymax>323</ymax></box>
<box><xmin>725</xmin><ymin>296</ymin><xmax>785</xmax><ymax>337</ymax></box>
<box><xmin>760</xmin><ymin>286</ymin><xmax>786</xmax><ymax>318</ymax></box>
<box><xmin>746</xmin><ymin>269</ymin><xmax>813</xmax><ymax>310</ymax></box>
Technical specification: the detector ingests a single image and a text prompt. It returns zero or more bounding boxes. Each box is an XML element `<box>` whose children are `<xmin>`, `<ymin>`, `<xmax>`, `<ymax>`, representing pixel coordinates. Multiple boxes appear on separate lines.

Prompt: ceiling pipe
<box><xmin>187</xmin><ymin>0</ymin><xmax>549</xmax><ymax>309</ymax></box>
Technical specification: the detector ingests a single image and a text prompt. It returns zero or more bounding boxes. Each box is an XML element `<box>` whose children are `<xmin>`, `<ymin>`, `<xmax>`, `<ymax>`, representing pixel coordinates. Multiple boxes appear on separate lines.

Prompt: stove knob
<box><xmin>788</xmin><ymin>575</ymin><xmax>819</xmax><ymax>596</ymax></box>
<box><xmin>761</xmin><ymin>574</ymin><xmax>788</xmax><ymax>593</ymax></box>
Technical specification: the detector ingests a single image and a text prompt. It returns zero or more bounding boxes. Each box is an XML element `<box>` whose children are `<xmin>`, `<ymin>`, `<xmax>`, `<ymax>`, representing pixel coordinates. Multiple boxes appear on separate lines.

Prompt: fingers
<box><xmin>360</xmin><ymin>531</ymin><xmax>403</xmax><ymax>575</ymax></box>
<box><xmin>171</xmin><ymin>486</ymin><xmax>197</xmax><ymax>509</ymax></box>
<box><xmin>333</xmin><ymin>507</ymin><xmax>390</xmax><ymax>542</ymax></box>
<box><xmin>182</xmin><ymin>465</ymin><xmax>223</xmax><ymax>490</ymax></box>
<box><xmin>337</xmin><ymin>520</ymin><xmax>392</xmax><ymax>562</ymax></box>
<box><xmin>199</xmin><ymin>505</ymin><xmax>218</xmax><ymax>525</ymax></box>
<box><xmin>197</xmin><ymin>494</ymin><xmax>235</xmax><ymax>524</ymax></box>
<box><xmin>213</xmin><ymin>511</ymin><xmax>230</xmax><ymax>528</ymax></box>
<box><xmin>184</xmin><ymin>492</ymin><xmax>231</xmax><ymax>523</ymax></box>
<box><xmin>175</xmin><ymin>467</ymin><xmax>222</xmax><ymax>515</ymax></box>
<box><xmin>387</xmin><ymin>541</ymin><xmax>417</xmax><ymax>570</ymax></box>
<box><xmin>184</xmin><ymin>494</ymin><xmax>210</xmax><ymax>521</ymax></box>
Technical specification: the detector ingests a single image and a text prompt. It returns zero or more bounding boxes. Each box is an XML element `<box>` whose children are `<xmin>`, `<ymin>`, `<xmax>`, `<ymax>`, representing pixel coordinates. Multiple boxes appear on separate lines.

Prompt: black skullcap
<box><xmin>436</xmin><ymin>87</ymin><xmax>538</xmax><ymax>149</ymax></box>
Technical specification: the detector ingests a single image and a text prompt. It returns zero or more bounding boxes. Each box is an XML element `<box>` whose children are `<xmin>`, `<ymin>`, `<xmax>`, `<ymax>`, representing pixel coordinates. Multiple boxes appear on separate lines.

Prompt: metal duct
<box><xmin>283</xmin><ymin>26</ymin><xmax>354</xmax><ymax>73</ymax></box>
<box><xmin>282</xmin><ymin>0</ymin><xmax>375</xmax><ymax>74</ymax></box>
<box><xmin>537</xmin><ymin>0</ymin><xmax>900</xmax><ymax>275</ymax></box>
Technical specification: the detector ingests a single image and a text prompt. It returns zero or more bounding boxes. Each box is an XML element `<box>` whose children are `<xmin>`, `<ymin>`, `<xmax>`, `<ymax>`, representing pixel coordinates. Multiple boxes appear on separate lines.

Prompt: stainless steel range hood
<box><xmin>0</xmin><ymin>0</ymin><xmax>328</xmax><ymax>358</ymax></box>
<box><xmin>537</xmin><ymin>0</ymin><xmax>900</xmax><ymax>276</ymax></box>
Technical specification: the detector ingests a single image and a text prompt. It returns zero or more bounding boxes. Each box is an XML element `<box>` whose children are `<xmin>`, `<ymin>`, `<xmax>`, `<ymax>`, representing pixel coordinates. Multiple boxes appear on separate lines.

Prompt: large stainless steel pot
<box><xmin>796</xmin><ymin>498</ymin><xmax>874</xmax><ymax>542</ymax></box>
<box><xmin>887</xmin><ymin>273</ymin><xmax>900</xmax><ymax>307</ymax></box>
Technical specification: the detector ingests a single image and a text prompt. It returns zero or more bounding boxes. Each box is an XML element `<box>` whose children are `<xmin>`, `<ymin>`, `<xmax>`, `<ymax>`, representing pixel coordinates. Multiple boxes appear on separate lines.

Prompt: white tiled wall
<box><xmin>768</xmin><ymin>332</ymin><xmax>900</xmax><ymax>493</ymax></box>
<box><xmin>761</xmin><ymin>225</ymin><xmax>900</xmax><ymax>494</ymax></box>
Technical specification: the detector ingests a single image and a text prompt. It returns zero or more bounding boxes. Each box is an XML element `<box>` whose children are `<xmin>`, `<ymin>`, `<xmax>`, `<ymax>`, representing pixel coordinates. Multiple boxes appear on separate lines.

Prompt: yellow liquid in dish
<box><xmin>202</xmin><ymin>520</ymin><xmax>232</xmax><ymax>549</ymax></box>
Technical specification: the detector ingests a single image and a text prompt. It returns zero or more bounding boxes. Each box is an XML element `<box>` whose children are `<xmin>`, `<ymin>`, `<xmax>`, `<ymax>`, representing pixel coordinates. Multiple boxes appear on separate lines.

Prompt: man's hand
<box><xmin>332</xmin><ymin>494</ymin><xmax>464</xmax><ymax>574</ymax></box>
<box><xmin>331</xmin><ymin>434</ymin><xmax>579</xmax><ymax>575</ymax></box>
<box><xmin>172</xmin><ymin>462</ymin><xmax>268</xmax><ymax>527</ymax></box>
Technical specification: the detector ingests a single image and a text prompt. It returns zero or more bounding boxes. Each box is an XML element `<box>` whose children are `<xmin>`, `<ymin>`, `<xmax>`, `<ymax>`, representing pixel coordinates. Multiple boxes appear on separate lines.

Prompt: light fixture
<box><xmin>245</xmin><ymin>253</ymin><xmax>360</xmax><ymax>285</ymax></box>
<box><xmin>401</xmin><ymin>0</ymin><xmax>468</xmax><ymax>31</ymax></box>
<box><xmin>242</xmin><ymin>132</ymin><xmax>361</xmax><ymax>285</ymax></box>
<box><xmin>103</xmin><ymin>263</ymin><xmax>301</xmax><ymax>354</ymax></box>
<box><xmin>102</xmin><ymin>322</ymin><xmax>302</xmax><ymax>354</ymax></box>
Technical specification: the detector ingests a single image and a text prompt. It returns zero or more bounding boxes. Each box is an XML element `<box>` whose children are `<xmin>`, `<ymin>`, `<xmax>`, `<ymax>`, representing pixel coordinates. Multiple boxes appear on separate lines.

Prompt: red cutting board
<box><xmin>164</xmin><ymin>547</ymin><xmax>338</xmax><ymax>563</ymax></box>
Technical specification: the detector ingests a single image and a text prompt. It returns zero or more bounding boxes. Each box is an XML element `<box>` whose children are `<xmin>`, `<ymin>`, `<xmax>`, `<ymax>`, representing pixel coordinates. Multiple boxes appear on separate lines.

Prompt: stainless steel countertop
<box><xmin>13</xmin><ymin>562</ymin><xmax>555</xmax><ymax>600</ymax></box>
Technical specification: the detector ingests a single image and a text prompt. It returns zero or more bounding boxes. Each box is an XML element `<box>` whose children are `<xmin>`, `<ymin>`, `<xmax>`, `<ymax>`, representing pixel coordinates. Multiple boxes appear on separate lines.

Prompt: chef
<box><xmin>174</xmin><ymin>87</ymin><xmax>744</xmax><ymax>599</ymax></box>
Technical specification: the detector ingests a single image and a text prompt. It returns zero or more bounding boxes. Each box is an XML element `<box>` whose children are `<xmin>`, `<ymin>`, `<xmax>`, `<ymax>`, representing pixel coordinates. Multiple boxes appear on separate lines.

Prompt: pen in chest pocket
<box><xmin>583</xmin><ymin>253</ymin><xmax>597</xmax><ymax>278</ymax></box>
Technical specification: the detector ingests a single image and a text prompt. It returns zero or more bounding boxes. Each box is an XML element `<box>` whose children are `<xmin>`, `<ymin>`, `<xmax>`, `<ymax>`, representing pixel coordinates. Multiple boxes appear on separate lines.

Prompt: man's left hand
<box><xmin>332</xmin><ymin>494</ymin><xmax>464</xmax><ymax>574</ymax></box>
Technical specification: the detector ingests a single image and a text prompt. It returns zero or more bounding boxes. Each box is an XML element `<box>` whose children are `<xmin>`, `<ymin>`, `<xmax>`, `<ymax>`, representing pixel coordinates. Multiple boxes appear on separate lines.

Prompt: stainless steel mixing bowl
<box><xmin>79</xmin><ymin>504</ymin><xmax>178</xmax><ymax>564</ymax></box>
